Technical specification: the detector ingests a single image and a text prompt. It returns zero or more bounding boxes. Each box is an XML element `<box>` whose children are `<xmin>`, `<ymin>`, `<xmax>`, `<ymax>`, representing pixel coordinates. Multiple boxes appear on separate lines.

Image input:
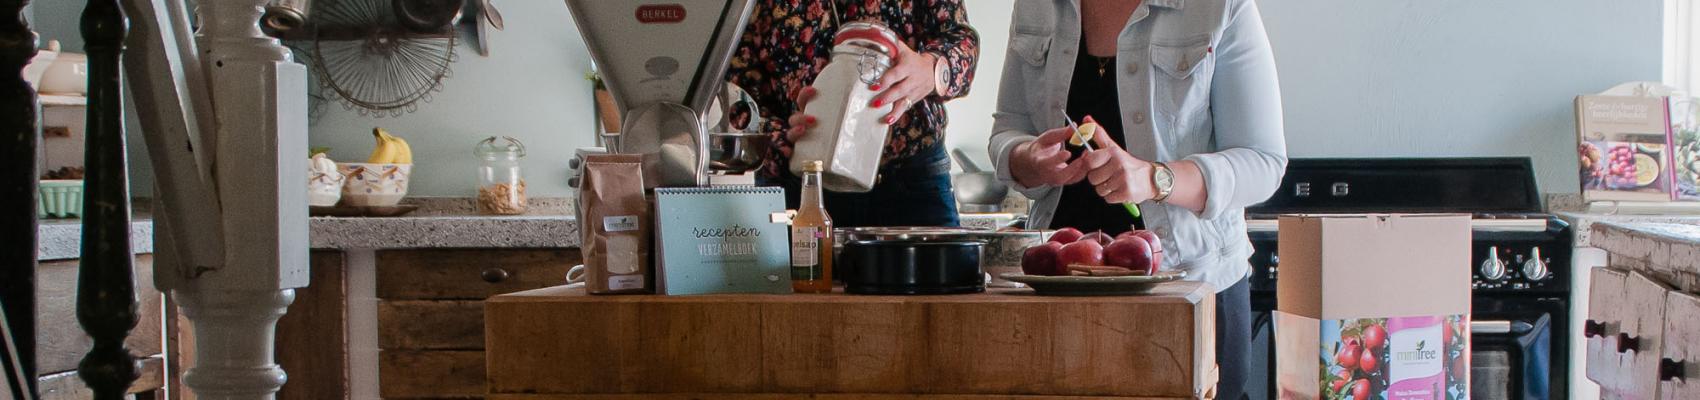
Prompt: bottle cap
<box><xmin>804</xmin><ymin>160</ymin><xmax>824</xmax><ymax>172</ymax></box>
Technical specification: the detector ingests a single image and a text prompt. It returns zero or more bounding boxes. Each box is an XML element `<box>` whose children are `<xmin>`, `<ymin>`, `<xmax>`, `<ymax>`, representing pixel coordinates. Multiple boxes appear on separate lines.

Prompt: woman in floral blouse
<box><xmin>728</xmin><ymin>0</ymin><xmax>978</xmax><ymax>227</ymax></box>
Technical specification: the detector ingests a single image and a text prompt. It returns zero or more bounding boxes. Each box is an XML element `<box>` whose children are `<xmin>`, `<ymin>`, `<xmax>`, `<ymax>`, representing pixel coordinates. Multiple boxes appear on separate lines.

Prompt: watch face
<box><xmin>1155</xmin><ymin>166</ymin><xmax>1174</xmax><ymax>187</ymax></box>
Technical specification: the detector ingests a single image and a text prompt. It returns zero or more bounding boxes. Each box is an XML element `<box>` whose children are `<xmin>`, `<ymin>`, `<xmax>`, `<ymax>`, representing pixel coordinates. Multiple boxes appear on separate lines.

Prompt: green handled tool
<box><xmin>1062</xmin><ymin>112</ymin><xmax>1141</xmax><ymax>219</ymax></box>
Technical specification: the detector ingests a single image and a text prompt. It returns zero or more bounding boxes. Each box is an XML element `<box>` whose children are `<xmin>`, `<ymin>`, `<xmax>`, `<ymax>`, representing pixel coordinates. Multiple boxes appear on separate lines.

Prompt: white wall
<box><xmin>309</xmin><ymin>0</ymin><xmax>599</xmax><ymax>197</ymax></box>
<box><xmin>946</xmin><ymin>0</ymin><xmax>1665</xmax><ymax>195</ymax></box>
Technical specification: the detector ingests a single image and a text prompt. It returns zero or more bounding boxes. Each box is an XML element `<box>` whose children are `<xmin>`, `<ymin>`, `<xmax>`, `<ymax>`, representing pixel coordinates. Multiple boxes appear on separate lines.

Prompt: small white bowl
<box><xmin>338</xmin><ymin>163</ymin><xmax>411</xmax><ymax>207</ymax></box>
<box><xmin>39</xmin><ymin>51</ymin><xmax>87</xmax><ymax>95</ymax></box>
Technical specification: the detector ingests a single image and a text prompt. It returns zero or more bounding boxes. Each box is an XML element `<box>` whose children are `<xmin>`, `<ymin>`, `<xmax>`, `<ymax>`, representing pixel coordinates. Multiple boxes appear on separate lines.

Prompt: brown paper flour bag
<box><xmin>579</xmin><ymin>154</ymin><xmax>651</xmax><ymax>294</ymax></box>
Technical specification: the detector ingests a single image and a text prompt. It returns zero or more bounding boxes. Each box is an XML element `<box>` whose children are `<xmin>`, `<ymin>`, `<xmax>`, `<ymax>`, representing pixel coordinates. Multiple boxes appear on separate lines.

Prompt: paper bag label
<box><xmin>604</xmin><ymin>215</ymin><xmax>640</xmax><ymax>232</ymax></box>
<box><xmin>608</xmin><ymin>275</ymin><xmax>645</xmax><ymax>291</ymax></box>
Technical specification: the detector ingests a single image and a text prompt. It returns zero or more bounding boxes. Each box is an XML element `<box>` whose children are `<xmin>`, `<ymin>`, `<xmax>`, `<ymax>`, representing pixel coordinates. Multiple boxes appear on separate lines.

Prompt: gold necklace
<box><xmin>1096</xmin><ymin>56</ymin><xmax>1114</xmax><ymax>77</ymax></box>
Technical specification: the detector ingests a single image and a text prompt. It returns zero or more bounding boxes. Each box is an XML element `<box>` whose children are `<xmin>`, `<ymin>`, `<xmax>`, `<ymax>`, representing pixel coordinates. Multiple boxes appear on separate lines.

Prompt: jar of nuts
<box><xmin>474</xmin><ymin>136</ymin><xmax>528</xmax><ymax>215</ymax></box>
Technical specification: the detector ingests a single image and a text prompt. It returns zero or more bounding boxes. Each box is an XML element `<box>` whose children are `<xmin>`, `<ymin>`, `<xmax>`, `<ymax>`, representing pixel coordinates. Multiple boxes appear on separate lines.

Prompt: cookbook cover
<box><xmin>1575</xmin><ymin>95</ymin><xmax>1673</xmax><ymax>202</ymax></box>
<box><xmin>1670</xmin><ymin>96</ymin><xmax>1700</xmax><ymax>201</ymax></box>
<box><xmin>653</xmin><ymin>186</ymin><xmax>791</xmax><ymax>295</ymax></box>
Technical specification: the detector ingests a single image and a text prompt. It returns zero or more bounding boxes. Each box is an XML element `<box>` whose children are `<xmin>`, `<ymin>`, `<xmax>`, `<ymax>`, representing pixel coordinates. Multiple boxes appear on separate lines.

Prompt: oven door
<box><xmin>1471</xmin><ymin>297</ymin><xmax>1566</xmax><ymax>400</ymax></box>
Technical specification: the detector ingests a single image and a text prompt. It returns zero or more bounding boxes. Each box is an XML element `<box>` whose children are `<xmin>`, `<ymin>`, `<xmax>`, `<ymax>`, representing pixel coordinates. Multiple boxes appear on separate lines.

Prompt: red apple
<box><xmin>1351</xmin><ymin>378</ymin><xmax>1371</xmax><ymax>400</ymax></box>
<box><xmin>1336</xmin><ymin>340</ymin><xmax>1361</xmax><ymax>371</ymax></box>
<box><xmin>1079</xmin><ymin>231</ymin><xmax>1114</xmax><ymax>246</ymax></box>
<box><xmin>1057</xmin><ymin>240</ymin><xmax>1105</xmax><ymax>268</ymax></box>
<box><xmin>1359</xmin><ymin>347</ymin><xmax>1379</xmax><ymax>373</ymax></box>
<box><xmin>1049</xmin><ymin>228</ymin><xmax>1084</xmax><ymax>244</ymax></box>
<box><xmin>1022</xmin><ymin>242</ymin><xmax>1064</xmax><ymax>276</ymax></box>
<box><xmin>1363</xmin><ymin>324</ymin><xmax>1388</xmax><ymax>351</ymax></box>
<box><xmin>1131</xmin><ymin>230</ymin><xmax>1162</xmax><ymax>253</ymax></box>
<box><xmin>1104</xmin><ymin>237</ymin><xmax>1155</xmax><ymax>273</ymax></box>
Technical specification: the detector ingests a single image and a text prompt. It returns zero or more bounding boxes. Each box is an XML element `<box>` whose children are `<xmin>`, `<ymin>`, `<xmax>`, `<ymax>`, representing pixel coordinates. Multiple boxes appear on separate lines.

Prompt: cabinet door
<box><xmin>1624</xmin><ymin>271</ymin><xmax>1674</xmax><ymax>400</ymax></box>
<box><xmin>1660</xmin><ymin>291</ymin><xmax>1700</xmax><ymax>400</ymax></box>
<box><xmin>1587</xmin><ymin>267</ymin><xmax>1629</xmax><ymax>389</ymax></box>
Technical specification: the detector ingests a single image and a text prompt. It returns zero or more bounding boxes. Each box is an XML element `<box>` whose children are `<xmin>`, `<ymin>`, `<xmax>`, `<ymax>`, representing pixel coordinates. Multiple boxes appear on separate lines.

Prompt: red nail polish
<box><xmin>806</xmin><ymin>116</ymin><xmax>817</xmax><ymax>124</ymax></box>
<box><xmin>872</xmin><ymin>99</ymin><xmax>883</xmax><ymax>107</ymax></box>
<box><xmin>870</xmin><ymin>83</ymin><xmax>882</xmax><ymax>91</ymax></box>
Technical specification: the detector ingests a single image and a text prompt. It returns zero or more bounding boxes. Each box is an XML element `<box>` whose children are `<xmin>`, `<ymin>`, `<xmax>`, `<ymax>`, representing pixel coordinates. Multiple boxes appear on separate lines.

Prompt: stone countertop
<box><xmin>1589</xmin><ymin>221</ymin><xmax>1700</xmax><ymax>292</ymax></box>
<box><xmin>1555</xmin><ymin>212</ymin><xmax>1700</xmax><ymax>247</ymax></box>
<box><xmin>38</xmin><ymin>218</ymin><xmax>155</xmax><ymax>261</ymax></box>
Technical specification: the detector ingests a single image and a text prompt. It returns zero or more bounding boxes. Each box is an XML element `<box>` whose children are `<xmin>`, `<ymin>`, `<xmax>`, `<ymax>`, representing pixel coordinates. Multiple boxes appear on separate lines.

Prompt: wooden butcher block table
<box><xmin>484</xmin><ymin>282</ymin><xmax>1217</xmax><ymax>399</ymax></box>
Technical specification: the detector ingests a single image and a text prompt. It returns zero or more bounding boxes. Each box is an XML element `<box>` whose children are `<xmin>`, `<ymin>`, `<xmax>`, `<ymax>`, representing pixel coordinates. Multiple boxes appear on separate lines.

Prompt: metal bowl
<box><xmin>706</xmin><ymin>131</ymin><xmax>770</xmax><ymax>173</ymax></box>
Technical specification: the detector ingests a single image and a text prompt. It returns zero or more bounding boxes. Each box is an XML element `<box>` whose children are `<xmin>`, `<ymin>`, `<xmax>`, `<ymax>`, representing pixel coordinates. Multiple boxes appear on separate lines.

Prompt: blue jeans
<box><xmin>761</xmin><ymin>147</ymin><xmax>960</xmax><ymax>228</ymax></box>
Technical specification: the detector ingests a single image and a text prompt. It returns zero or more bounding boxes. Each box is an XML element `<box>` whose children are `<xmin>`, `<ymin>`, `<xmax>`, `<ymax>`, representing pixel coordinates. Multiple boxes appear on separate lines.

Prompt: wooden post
<box><xmin>0</xmin><ymin>0</ymin><xmax>37</xmax><ymax>397</ymax></box>
<box><xmin>77</xmin><ymin>0</ymin><xmax>142</xmax><ymax>399</ymax></box>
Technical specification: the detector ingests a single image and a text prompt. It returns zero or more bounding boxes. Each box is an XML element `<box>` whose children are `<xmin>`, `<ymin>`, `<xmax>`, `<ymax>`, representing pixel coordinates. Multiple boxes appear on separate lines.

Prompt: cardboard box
<box><xmin>1275</xmin><ymin>214</ymin><xmax>1472</xmax><ymax>400</ymax></box>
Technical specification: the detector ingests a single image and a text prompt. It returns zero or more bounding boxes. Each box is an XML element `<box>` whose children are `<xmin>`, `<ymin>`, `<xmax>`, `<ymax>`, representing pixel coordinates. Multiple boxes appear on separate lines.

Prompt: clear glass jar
<box><xmin>475</xmin><ymin>136</ymin><xmax>528</xmax><ymax>215</ymax></box>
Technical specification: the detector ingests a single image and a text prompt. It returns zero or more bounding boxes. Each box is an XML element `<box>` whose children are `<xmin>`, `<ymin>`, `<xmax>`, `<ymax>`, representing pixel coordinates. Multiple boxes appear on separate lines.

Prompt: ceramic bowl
<box><xmin>24</xmin><ymin>51</ymin><xmax>58</xmax><ymax>89</ymax></box>
<box><xmin>39</xmin><ymin>51</ymin><xmax>87</xmax><ymax>95</ymax></box>
<box><xmin>338</xmin><ymin>163</ymin><xmax>412</xmax><ymax>207</ymax></box>
<box><xmin>308</xmin><ymin>168</ymin><xmax>346</xmax><ymax>207</ymax></box>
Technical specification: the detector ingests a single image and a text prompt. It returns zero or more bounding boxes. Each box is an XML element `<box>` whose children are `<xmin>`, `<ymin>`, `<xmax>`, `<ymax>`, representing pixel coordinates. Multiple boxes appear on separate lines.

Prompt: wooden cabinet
<box><xmin>1622</xmin><ymin>271</ymin><xmax>1674</xmax><ymax>400</ymax></box>
<box><xmin>375</xmin><ymin>249</ymin><xmax>579</xmax><ymax>400</ymax></box>
<box><xmin>1586</xmin><ymin>267</ymin><xmax>1629</xmax><ymax>389</ymax></box>
<box><xmin>35</xmin><ymin>255</ymin><xmax>166</xmax><ymax>400</ymax></box>
<box><xmin>1660</xmin><ymin>291</ymin><xmax>1700</xmax><ymax>400</ymax></box>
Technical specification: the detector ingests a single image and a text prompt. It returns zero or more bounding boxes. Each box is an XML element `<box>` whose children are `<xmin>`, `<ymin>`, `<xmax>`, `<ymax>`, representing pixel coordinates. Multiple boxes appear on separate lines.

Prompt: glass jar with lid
<box><xmin>475</xmin><ymin>136</ymin><xmax>528</xmax><ymax>215</ymax></box>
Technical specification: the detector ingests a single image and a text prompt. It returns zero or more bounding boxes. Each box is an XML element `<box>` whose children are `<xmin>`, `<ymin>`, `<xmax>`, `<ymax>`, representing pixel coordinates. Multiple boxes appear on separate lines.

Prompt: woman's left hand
<box><xmin>869</xmin><ymin>41</ymin><xmax>940</xmax><ymax>124</ymax></box>
<box><xmin>1080</xmin><ymin>125</ymin><xmax>1157</xmax><ymax>204</ymax></box>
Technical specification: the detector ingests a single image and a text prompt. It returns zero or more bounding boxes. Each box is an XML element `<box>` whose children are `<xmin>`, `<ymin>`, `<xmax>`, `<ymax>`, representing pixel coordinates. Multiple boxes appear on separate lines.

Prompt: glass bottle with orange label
<box><xmin>791</xmin><ymin>160</ymin><xmax>834</xmax><ymax>293</ymax></box>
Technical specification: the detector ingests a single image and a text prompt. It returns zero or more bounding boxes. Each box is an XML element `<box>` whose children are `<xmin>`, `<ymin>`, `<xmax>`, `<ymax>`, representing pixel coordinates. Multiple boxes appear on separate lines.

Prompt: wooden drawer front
<box><xmin>377</xmin><ymin>249</ymin><xmax>579</xmax><ymax>300</ymax></box>
<box><xmin>36</xmin><ymin>255</ymin><xmax>164</xmax><ymax>374</ymax></box>
<box><xmin>278</xmin><ymin>251</ymin><xmax>350</xmax><ymax>400</ymax></box>
<box><xmin>1622</xmin><ymin>271</ymin><xmax>1675</xmax><ymax>400</ymax></box>
<box><xmin>1661</xmin><ymin>291</ymin><xmax>1700</xmax><ymax>400</ymax></box>
<box><xmin>380</xmin><ymin>350</ymin><xmax>485</xmax><ymax>399</ymax></box>
<box><xmin>1587</xmin><ymin>267</ymin><xmax>1629</xmax><ymax>387</ymax></box>
<box><xmin>380</xmin><ymin>300</ymin><xmax>484</xmax><ymax>350</ymax></box>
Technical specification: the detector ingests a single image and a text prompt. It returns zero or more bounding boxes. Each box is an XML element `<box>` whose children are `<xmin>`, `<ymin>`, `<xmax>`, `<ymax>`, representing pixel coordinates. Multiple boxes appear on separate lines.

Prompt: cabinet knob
<box><xmin>1661</xmin><ymin>359</ymin><xmax>1686</xmax><ymax>382</ymax></box>
<box><xmin>1583</xmin><ymin>320</ymin><xmax>1605</xmax><ymax>338</ymax></box>
<box><xmin>1617</xmin><ymin>332</ymin><xmax>1641</xmax><ymax>353</ymax></box>
<box><xmin>481</xmin><ymin>268</ymin><xmax>511</xmax><ymax>283</ymax></box>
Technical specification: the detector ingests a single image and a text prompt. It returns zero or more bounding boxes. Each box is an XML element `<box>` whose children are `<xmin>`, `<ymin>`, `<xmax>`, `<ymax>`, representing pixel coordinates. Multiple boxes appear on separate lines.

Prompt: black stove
<box><xmin>1242</xmin><ymin>157</ymin><xmax>1572</xmax><ymax>400</ymax></box>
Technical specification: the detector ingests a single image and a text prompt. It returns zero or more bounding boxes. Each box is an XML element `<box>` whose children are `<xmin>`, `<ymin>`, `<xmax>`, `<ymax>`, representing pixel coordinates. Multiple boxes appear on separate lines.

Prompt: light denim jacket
<box><xmin>990</xmin><ymin>0</ymin><xmax>1287</xmax><ymax>292</ymax></box>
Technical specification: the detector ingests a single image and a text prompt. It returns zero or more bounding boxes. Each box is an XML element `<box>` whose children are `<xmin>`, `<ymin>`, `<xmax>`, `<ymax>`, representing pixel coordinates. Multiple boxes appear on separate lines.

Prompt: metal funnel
<box><xmin>565</xmin><ymin>0</ymin><xmax>756</xmax><ymax>187</ymax></box>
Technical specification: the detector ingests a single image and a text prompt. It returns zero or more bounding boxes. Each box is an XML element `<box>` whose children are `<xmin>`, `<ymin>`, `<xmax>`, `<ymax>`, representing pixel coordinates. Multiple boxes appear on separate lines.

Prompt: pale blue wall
<box><xmin>1256</xmin><ymin>0</ymin><xmax>1665</xmax><ymax>193</ymax></box>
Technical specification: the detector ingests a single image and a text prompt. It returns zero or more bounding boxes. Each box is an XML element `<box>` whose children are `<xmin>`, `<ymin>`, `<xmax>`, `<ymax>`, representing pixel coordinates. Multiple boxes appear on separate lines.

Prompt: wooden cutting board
<box><xmin>485</xmin><ymin>283</ymin><xmax>1217</xmax><ymax>399</ymax></box>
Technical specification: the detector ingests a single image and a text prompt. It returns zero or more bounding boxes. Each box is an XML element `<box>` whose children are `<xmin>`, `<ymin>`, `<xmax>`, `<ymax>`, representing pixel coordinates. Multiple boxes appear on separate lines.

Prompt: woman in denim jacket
<box><xmin>990</xmin><ymin>0</ymin><xmax>1287</xmax><ymax>398</ymax></box>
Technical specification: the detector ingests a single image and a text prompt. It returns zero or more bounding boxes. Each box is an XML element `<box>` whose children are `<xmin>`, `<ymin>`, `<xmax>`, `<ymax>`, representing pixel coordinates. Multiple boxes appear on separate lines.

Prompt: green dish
<box><xmin>38</xmin><ymin>179</ymin><xmax>83</xmax><ymax>218</ymax></box>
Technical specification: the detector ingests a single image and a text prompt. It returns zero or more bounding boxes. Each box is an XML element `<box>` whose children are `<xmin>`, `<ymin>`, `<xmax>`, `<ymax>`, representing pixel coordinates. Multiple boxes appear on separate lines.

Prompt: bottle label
<box><xmin>791</xmin><ymin>227</ymin><xmax>822</xmax><ymax>280</ymax></box>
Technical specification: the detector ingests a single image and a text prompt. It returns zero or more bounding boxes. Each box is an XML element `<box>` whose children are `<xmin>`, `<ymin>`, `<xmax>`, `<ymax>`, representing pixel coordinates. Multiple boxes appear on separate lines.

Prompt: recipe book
<box><xmin>653</xmin><ymin>186</ymin><xmax>792</xmax><ymax>295</ymax></box>
<box><xmin>1575</xmin><ymin>95</ymin><xmax>1673</xmax><ymax>202</ymax></box>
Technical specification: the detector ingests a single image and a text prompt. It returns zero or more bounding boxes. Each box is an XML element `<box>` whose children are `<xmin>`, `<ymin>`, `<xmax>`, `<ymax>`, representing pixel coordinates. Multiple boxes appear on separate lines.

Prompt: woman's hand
<box><xmin>869</xmin><ymin>43</ymin><xmax>941</xmax><ymax>124</ymax></box>
<box><xmin>1008</xmin><ymin>127</ymin><xmax>1089</xmax><ymax>188</ymax></box>
<box><xmin>785</xmin><ymin>87</ymin><xmax>819</xmax><ymax>142</ymax></box>
<box><xmin>1080</xmin><ymin>127</ymin><xmax>1156</xmax><ymax>204</ymax></box>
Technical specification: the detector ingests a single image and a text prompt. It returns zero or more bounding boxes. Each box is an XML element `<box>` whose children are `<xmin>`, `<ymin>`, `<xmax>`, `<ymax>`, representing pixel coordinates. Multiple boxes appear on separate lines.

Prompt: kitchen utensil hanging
<box><xmin>273</xmin><ymin>0</ymin><xmax>462</xmax><ymax>118</ymax></box>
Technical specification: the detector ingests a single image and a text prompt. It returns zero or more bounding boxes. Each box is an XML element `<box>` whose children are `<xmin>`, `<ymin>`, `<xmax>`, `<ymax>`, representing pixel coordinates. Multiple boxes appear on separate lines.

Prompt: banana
<box><xmin>365</xmin><ymin>127</ymin><xmax>414</xmax><ymax>164</ymax></box>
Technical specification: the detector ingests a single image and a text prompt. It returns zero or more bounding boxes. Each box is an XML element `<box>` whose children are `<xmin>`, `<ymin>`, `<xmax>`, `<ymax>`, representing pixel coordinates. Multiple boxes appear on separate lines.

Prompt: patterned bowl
<box><xmin>337</xmin><ymin>163</ymin><xmax>411</xmax><ymax>207</ymax></box>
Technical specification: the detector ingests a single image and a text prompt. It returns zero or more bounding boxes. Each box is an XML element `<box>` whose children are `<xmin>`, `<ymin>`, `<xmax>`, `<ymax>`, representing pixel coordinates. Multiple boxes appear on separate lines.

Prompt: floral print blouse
<box><xmin>728</xmin><ymin>0</ymin><xmax>979</xmax><ymax>179</ymax></box>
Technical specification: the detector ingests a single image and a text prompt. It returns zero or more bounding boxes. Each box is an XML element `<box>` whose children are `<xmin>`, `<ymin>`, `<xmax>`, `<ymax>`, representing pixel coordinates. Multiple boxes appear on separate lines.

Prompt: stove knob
<box><xmin>1480</xmin><ymin>246</ymin><xmax>1508</xmax><ymax>281</ymax></box>
<box><xmin>1521</xmin><ymin>247</ymin><xmax>1550</xmax><ymax>281</ymax></box>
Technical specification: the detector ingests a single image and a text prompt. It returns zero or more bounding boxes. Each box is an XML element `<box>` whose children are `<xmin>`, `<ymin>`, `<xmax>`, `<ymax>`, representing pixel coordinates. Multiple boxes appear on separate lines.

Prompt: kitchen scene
<box><xmin>6</xmin><ymin>0</ymin><xmax>1700</xmax><ymax>400</ymax></box>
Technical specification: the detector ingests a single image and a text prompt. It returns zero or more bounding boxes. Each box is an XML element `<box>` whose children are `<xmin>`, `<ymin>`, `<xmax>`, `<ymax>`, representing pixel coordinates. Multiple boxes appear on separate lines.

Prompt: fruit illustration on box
<box><xmin>1321</xmin><ymin>318</ymin><xmax>1392</xmax><ymax>400</ymax></box>
<box><xmin>1020</xmin><ymin>227</ymin><xmax>1165</xmax><ymax>276</ymax></box>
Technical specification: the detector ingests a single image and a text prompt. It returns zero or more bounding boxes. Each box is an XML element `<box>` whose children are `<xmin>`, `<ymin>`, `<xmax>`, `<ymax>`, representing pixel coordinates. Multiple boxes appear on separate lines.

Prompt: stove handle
<box><xmin>1471</xmin><ymin>320</ymin><xmax>1533</xmax><ymax>335</ymax></box>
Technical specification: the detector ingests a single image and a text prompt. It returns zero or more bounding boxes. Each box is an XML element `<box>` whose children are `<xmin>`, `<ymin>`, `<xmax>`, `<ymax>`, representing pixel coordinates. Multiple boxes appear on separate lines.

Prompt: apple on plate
<box><xmin>1021</xmin><ymin>242</ymin><xmax>1065</xmax><ymax>276</ymax></box>
<box><xmin>1079</xmin><ymin>231</ymin><xmax>1114</xmax><ymax>246</ymax></box>
<box><xmin>1103</xmin><ymin>236</ymin><xmax>1155</xmax><ymax>274</ymax></box>
<box><xmin>1048</xmin><ymin>227</ymin><xmax>1084</xmax><ymax>244</ymax></box>
<box><xmin>1056</xmin><ymin>240</ymin><xmax>1104</xmax><ymax>269</ymax></box>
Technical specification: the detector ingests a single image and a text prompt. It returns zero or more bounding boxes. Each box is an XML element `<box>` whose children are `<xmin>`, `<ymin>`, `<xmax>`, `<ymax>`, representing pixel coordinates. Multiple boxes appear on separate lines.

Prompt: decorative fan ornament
<box><xmin>303</xmin><ymin>0</ymin><xmax>460</xmax><ymax>117</ymax></box>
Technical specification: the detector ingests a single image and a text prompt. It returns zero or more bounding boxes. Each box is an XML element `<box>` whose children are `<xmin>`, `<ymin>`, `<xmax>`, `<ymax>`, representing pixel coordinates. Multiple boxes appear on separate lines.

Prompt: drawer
<box><xmin>1587</xmin><ymin>267</ymin><xmax>1629</xmax><ymax>388</ymax></box>
<box><xmin>1660</xmin><ymin>290</ymin><xmax>1700</xmax><ymax>400</ymax></box>
<box><xmin>1622</xmin><ymin>270</ymin><xmax>1675</xmax><ymax>400</ymax></box>
<box><xmin>379</xmin><ymin>300</ymin><xmax>484</xmax><ymax>350</ymax></box>
<box><xmin>377</xmin><ymin>249</ymin><xmax>580</xmax><ymax>300</ymax></box>
<box><xmin>379</xmin><ymin>350</ymin><xmax>485</xmax><ymax>399</ymax></box>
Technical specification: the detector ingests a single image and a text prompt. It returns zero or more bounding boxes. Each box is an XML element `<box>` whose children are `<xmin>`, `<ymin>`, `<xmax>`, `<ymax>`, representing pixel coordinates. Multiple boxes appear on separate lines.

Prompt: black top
<box><xmin>1050</xmin><ymin>43</ymin><xmax>1144</xmax><ymax>235</ymax></box>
